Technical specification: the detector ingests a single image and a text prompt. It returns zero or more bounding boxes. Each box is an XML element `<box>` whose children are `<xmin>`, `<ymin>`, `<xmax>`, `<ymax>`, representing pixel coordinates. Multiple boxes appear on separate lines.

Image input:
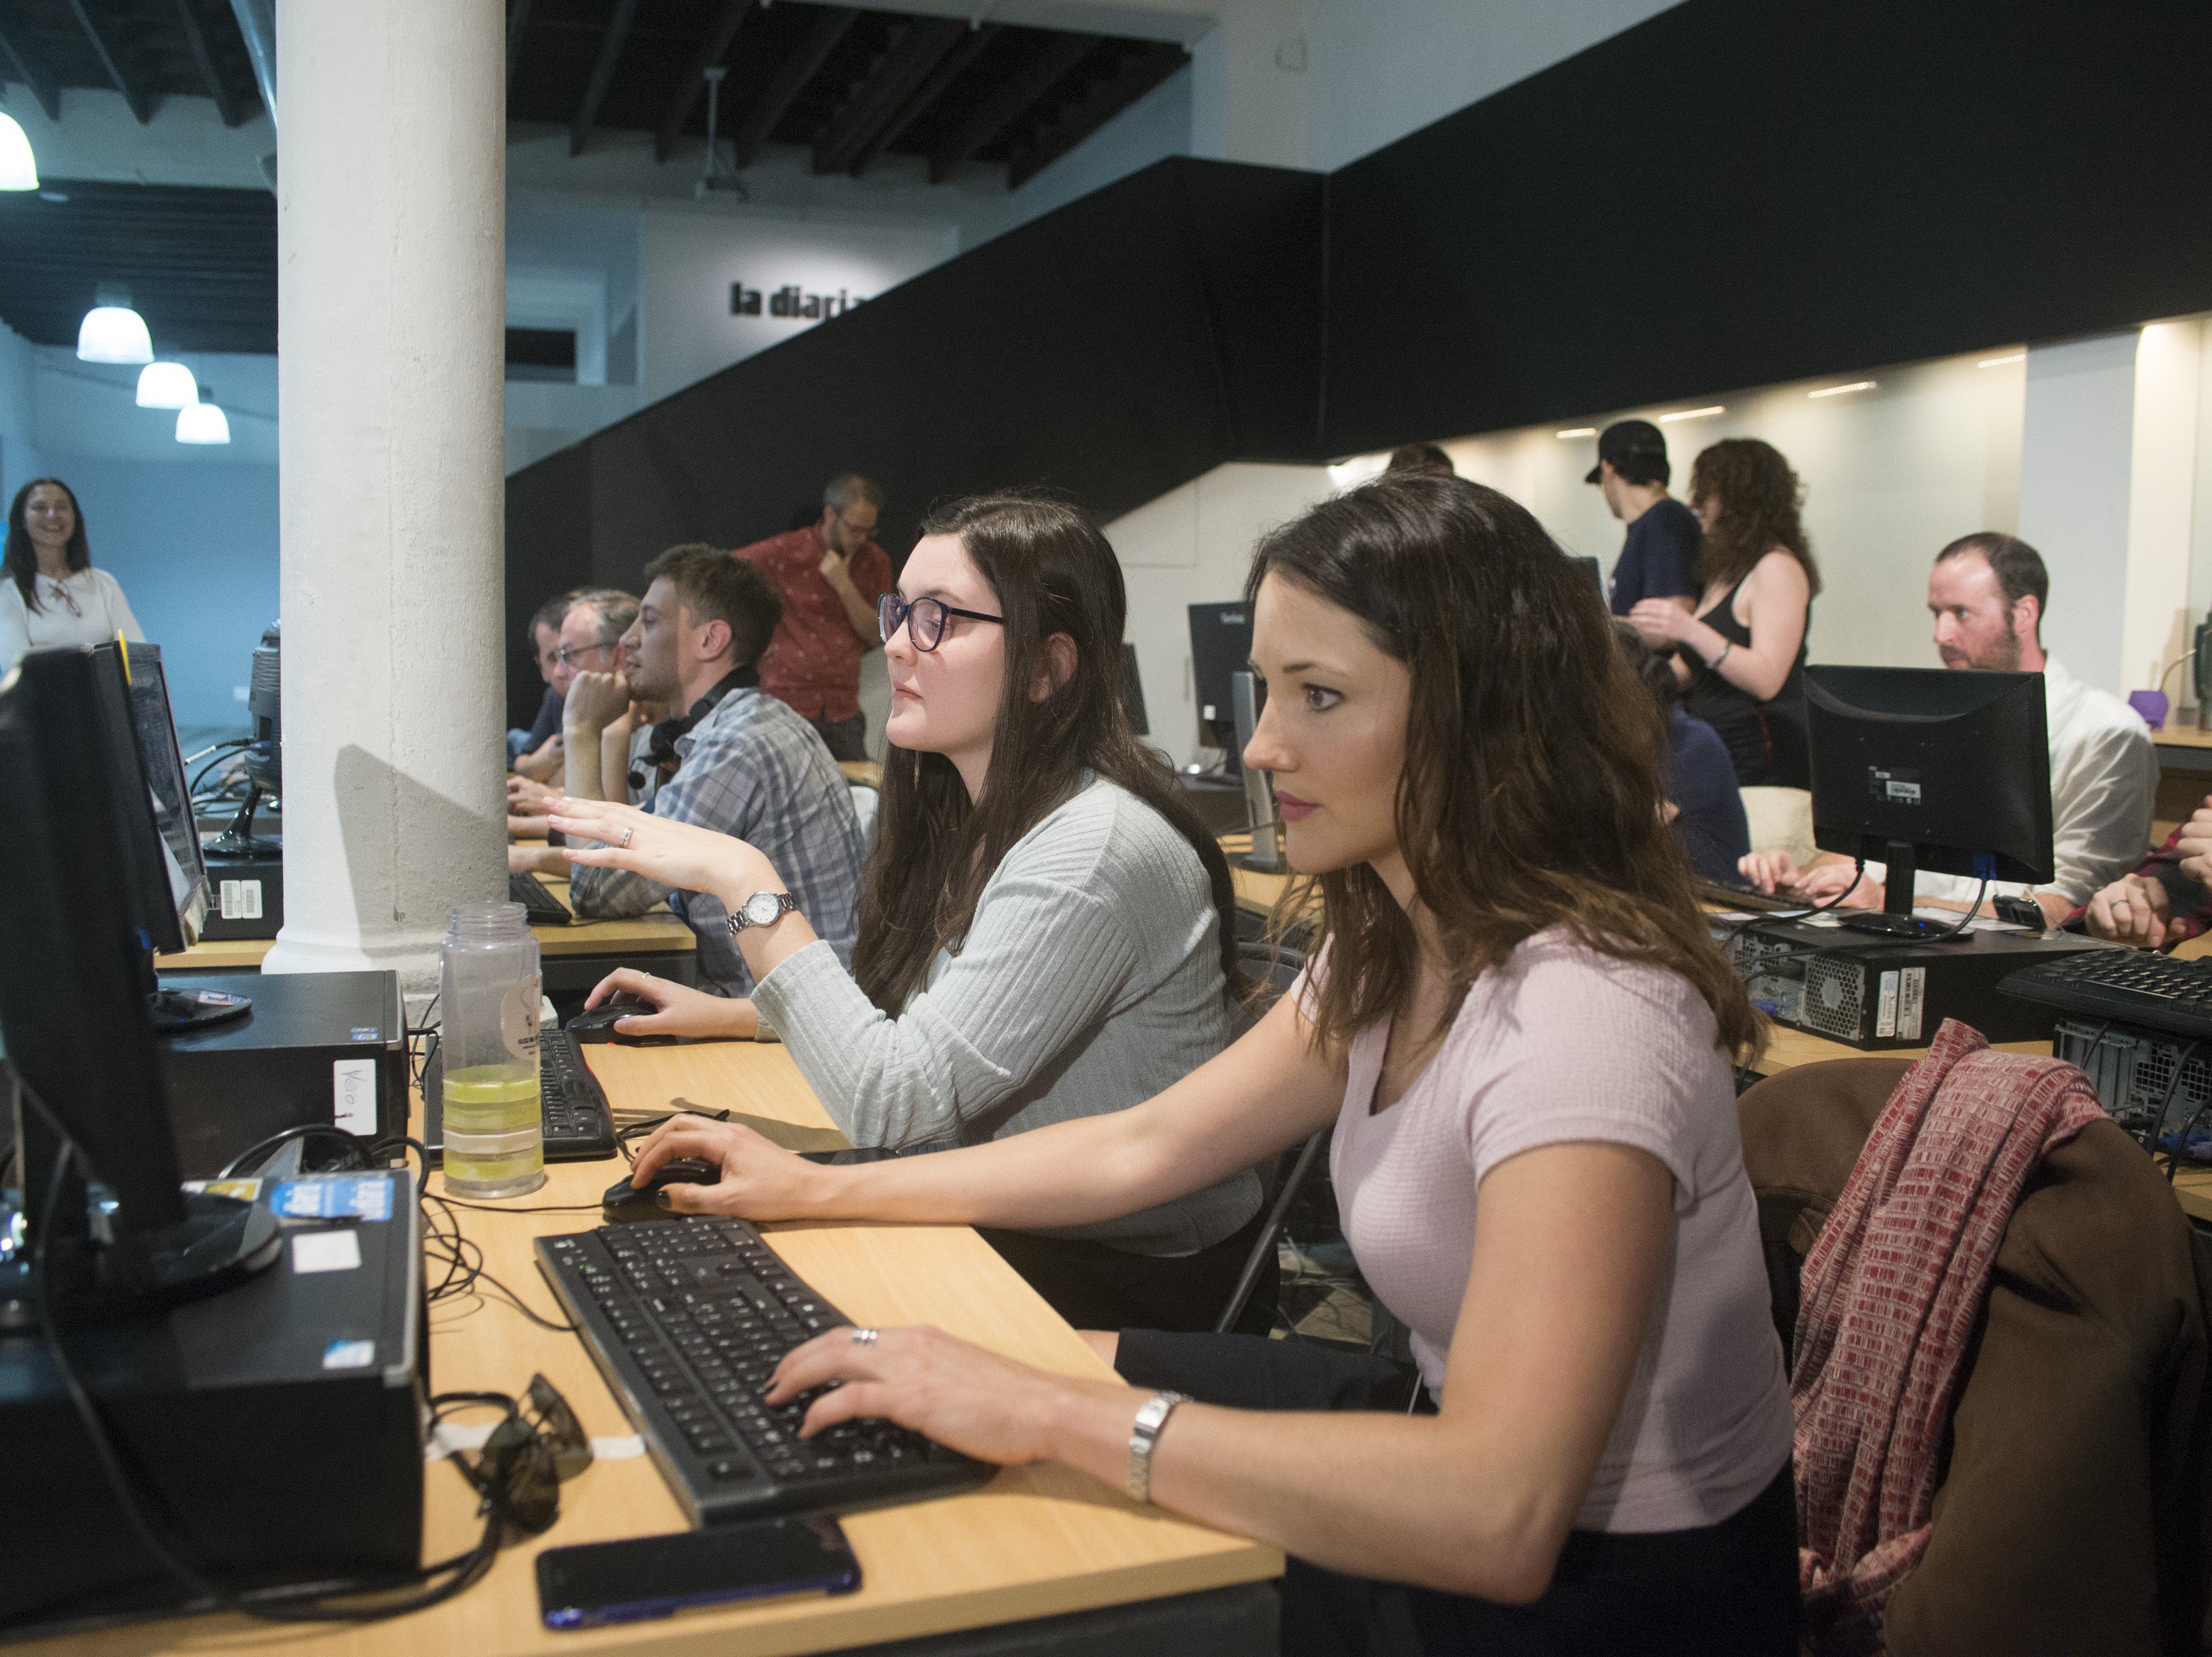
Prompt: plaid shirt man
<box><xmin>569</xmin><ymin>685</ymin><xmax>864</xmax><ymax>995</ymax></box>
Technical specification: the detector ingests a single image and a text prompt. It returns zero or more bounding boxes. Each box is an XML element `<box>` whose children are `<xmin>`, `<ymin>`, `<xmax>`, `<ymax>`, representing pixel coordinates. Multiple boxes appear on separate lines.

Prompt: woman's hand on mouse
<box><xmin>629</xmin><ymin>1114</ymin><xmax>828</xmax><ymax>1221</ymax></box>
<box><xmin>585</xmin><ymin>970</ymin><xmax>758</xmax><ymax>1041</ymax></box>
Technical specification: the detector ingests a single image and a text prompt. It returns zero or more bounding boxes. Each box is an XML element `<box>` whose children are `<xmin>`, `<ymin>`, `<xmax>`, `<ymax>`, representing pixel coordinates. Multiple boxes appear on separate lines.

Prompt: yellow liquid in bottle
<box><xmin>444</xmin><ymin>1143</ymin><xmax>546</xmax><ymax>1187</ymax></box>
<box><xmin>441</xmin><ymin>1065</ymin><xmax>542</xmax><ymax>1135</ymax></box>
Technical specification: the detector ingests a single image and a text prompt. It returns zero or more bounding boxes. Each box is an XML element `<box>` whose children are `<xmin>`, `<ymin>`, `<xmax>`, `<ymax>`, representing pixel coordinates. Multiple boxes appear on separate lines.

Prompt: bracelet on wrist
<box><xmin>1708</xmin><ymin>638</ymin><xmax>1735</xmax><ymax>672</ymax></box>
<box><xmin>1127</xmin><ymin>1390</ymin><xmax>1188</xmax><ymax>1504</ymax></box>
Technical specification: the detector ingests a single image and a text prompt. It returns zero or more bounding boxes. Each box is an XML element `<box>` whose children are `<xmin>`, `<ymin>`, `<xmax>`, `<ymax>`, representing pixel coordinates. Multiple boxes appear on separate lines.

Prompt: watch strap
<box><xmin>724</xmin><ymin>890</ymin><xmax>798</xmax><ymax>937</ymax></box>
<box><xmin>1126</xmin><ymin>1390</ymin><xmax>1188</xmax><ymax>1504</ymax></box>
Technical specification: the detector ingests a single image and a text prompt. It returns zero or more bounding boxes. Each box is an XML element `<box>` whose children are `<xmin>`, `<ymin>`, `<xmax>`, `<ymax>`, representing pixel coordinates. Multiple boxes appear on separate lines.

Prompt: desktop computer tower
<box><xmin>156</xmin><ymin>970</ymin><xmax>409</xmax><ymax>1176</ymax></box>
<box><xmin>1718</xmin><ymin>915</ymin><xmax>2108</xmax><ymax>1048</ymax></box>
<box><xmin>0</xmin><ymin>1170</ymin><xmax>426</xmax><ymax>1635</ymax></box>
<box><xmin>198</xmin><ymin>845</ymin><xmax>283</xmax><ymax>941</ymax></box>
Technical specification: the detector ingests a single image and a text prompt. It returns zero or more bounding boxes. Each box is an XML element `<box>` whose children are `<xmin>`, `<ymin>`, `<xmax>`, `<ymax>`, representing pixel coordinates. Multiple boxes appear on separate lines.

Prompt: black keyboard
<box><xmin>1998</xmin><ymin>948</ymin><xmax>2212</xmax><ymax>1041</ymax></box>
<box><xmin>510</xmin><ymin>870</ymin><xmax>572</xmax><ymax>926</ymax></box>
<box><xmin>535</xmin><ymin>1218</ymin><xmax>990</xmax><ymax>1524</ymax></box>
<box><xmin>423</xmin><ymin>1029</ymin><xmax>617</xmax><ymax>1163</ymax></box>
<box><xmin>1693</xmin><ymin>877</ymin><xmax>1810</xmax><ymax>916</ymax></box>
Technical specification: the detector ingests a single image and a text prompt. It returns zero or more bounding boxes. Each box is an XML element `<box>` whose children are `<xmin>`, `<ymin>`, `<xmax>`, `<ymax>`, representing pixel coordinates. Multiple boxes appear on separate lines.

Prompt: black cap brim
<box><xmin>1583</xmin><ymin>465</ymin><xmax>1602</xmax><ymax>485</ymax></box>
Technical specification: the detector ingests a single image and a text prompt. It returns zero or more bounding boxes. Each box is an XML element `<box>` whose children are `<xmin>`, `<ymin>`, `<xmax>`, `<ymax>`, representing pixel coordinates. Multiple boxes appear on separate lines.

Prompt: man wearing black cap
<box><xmin>1588</xmin><ymin>419</ymin><xmax>1703</xmax><ymax>618</ymax></box>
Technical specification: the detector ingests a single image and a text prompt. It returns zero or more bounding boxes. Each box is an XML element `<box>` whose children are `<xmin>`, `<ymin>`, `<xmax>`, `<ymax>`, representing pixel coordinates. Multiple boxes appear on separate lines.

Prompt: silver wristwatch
<box><xmin>1126</xmin><ymin>1390</ymin><xmax>1188</xmax><ymax>1504</ymax></box>
<box><xmin>724</xmin><ymin>890</ymin><xmax>799</xmax><ymax>936</ymax></box>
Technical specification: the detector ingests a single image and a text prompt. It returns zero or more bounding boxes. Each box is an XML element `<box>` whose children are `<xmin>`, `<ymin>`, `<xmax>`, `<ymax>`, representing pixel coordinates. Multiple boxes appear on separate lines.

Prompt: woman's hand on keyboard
<box><xmin>630</xmin><ymin>1113</ymin><xmax>830</xmax><ymax>1222</ymax></box>
<box><xmin>764</xmin><ymin>1323</ymin><xmax>1129</xmax><ymax>1470</ymax></box>
<box><xmin>585</xmin><ymin>969</ymin><xmax>756</xmax><ymax>1040</ymax></box>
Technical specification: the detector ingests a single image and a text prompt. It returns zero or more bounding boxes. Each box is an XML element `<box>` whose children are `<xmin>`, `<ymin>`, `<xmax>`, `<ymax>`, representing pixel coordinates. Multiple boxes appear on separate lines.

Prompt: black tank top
<box><xmin>1680</xmin><ymin>570</ymin><xmax>1810</xmax><ymax>790</ymax></box>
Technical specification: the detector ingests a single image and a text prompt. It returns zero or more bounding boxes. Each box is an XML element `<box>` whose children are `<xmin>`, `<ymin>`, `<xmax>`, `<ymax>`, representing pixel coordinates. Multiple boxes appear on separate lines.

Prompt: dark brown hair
<box><xmin>4</xmin><ymin>478</ymin><xmax>91</xmax><ymax>614</ymax></box>
<box><xmin>853</xmin><ymin>492</ymin><xmax>1240</xmax><ymax>1014</ymax></box>
<box><xmin>1689</xmin><ymin>438</ymin><xmax>1820</xmax><ymax>597</ymax></box>
<box><xmin>642</xmin><ymin>545</ymin><xmax>779</xmax><ymax>667</ymax></box>
<box><xmin>1246</xmin><ymin>475</ymin><xmax>1758</xmax><ymax>1060</ymax></box>
<box><xmin>1384</xmin><ymin>443</ymin><xmax>1454</xmax><ymax>477</ymax></box>
<box><xmin>1936</xmin><ymin>531</ymin><xmax>2047</xmax><ymax>642</ymax></box>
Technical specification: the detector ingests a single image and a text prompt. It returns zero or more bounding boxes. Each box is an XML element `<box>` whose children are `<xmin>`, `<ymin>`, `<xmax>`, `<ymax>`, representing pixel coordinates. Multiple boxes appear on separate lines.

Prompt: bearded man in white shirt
<box><xmin>1739</xmin><ymin>532</ymin><xmax>2155</xmax><ymax>924</ymax></box>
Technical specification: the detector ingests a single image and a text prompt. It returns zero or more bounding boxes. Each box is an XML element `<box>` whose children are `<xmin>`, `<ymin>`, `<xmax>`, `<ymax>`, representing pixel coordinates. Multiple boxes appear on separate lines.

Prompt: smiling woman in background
<box><xmin>0</xmin><ymin>478</ymin><xmax>143</xmax><ymax>676</ymax></box>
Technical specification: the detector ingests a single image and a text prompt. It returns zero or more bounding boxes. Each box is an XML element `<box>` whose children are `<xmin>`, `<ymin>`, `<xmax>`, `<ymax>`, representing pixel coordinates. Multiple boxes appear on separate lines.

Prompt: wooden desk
<box><xmin>156</xmin><ymin>877</ymin><xmax>697</xmax><ymax>987</ymax></box>
<box><xmin>18</xmin><ymin>1044</ymin><xmax>1277</xmax><ymax>1657</ymax></box>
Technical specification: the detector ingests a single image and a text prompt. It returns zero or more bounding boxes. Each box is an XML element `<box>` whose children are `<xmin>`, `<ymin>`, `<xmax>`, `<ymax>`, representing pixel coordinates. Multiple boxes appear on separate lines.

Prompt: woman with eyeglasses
<box><xmin>0</xmin><ymin>478</ymin><xmax>143</xmax><ymax>677</ymax></box>
<box><xmin>546</xmin><ymin>494</ymin><xmax>1268</xmax><ymax>1335</ymax></box>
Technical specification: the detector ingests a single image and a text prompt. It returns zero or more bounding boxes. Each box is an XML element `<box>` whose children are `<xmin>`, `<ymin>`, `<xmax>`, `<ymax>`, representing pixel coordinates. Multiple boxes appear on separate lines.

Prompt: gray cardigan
<box><xmin>751</xmin><ymin>776</ymin><xmax>1259</xmax><ymax>1256</ymax></box>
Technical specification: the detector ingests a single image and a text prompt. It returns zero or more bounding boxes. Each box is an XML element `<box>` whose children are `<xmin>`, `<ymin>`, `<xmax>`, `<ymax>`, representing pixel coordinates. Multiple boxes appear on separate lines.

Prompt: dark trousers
<box><xmin>812</xmin><ymin>712</ymin><xmax>868</xmax><ymax>763</ymax></box>
<box><xmin>1116</xmin><ymin>1331</ymin><xmax>1800</xmax><ymax>1657</ymax></box>
<box><xmin>980</xmin><ymin>1204</ymin><xmax>1278</xmax><ymax>1337</ymax></box>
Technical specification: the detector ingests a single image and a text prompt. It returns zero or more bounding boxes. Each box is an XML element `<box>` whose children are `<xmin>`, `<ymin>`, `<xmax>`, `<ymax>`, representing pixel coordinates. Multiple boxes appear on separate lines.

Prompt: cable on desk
<box><xmin>420</xmin><ymin>1192</ymin><xmax>577</xmax><ymax>1332</ymax></box>
<box><xmin>436</xmin><ymin>1197</ymin><xmax>605</xmax><ymax>1215</ymax></box>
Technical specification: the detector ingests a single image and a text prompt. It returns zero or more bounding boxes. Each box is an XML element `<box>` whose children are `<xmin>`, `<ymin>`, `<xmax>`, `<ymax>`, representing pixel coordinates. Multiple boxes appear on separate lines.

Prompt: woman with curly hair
<box><xmin>1628</xmin><ymin>437</ymin><xmax>1820</xmax><ymax>789</ymax></box>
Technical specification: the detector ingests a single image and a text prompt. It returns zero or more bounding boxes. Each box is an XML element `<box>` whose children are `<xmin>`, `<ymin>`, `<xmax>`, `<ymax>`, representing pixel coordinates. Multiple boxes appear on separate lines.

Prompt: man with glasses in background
<box><xmin>508</xmin><ymin>587</ymin><xmax>638</xmax><ymax>818</ymax></box>
<box><xmin>731</xmin><ymin>474</ymin><xmax>892</xmax><ymax>762</ymax></box>
<box><xmin>511</xmin><ymin>545</ymin><xmax>862</xmax><ymax>997</ymax></box>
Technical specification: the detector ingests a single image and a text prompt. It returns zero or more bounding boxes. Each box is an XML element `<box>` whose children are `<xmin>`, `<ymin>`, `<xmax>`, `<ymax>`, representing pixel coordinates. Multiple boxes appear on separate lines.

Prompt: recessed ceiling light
<box><xmin>1657</xmin><ymin>406</ymin><xmax>1724</xmax><ymax>423</ymax></box>
<box><xmin>1555</xmin><ymin>427</ymin><xmax>1596</xmax><ymax>439</ymax></box>
<box><xmin>1808</xmin><ymin>381</ymin><xmax>1876</xmax><ymax>399</ymax></box>
<box><xmin>1978</xmin><ymin>353</ymin><xmax>2025</xmax><ymax>367</ymax></box>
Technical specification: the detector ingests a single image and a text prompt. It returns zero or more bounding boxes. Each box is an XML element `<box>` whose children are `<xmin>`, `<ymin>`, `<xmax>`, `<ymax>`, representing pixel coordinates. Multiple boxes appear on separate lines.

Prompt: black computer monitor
<box><xmin>209</xmin><ymin>620</ymin><xmax>280</xmax><ymax>857</ymax></box>
<box><xmin>86</xmin><ymin>642</ymin><xmax>250</xmax><ymax>1031</ymax></box>
<box><xmin>1805</xmin><ymin>664</ymin><xmax>2052</xmax><ymax>938</ymax></box>
<box><xmin>1188</xmin><ymin>601</ymin><xmax>1254</xmax><ymax>772</ymax></box>
<box><xmin>1119</xmin><ymin>641</ymin><xmax>1148</xmax><ymax>736</ymax></box>
<box><xmin>0</xmin><ymin>646</ymin><xmax>280</xmax><ymax>1306</ymax></box>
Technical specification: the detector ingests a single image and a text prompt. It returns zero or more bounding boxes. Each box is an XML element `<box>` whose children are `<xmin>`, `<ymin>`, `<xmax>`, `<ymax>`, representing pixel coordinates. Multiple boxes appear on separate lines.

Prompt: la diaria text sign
<box><xmin>731</xmin><ymin>282</ymin><xmax>867</xmax><ymax>321</ymax></box>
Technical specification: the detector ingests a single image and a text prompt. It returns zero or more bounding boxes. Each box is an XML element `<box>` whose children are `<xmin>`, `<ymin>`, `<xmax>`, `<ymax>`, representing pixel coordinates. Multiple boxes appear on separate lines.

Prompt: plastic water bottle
<box><xmin>438</xmin><ymin>902</ymin><xmax>545</xmax><ymax>1199</ymax></box>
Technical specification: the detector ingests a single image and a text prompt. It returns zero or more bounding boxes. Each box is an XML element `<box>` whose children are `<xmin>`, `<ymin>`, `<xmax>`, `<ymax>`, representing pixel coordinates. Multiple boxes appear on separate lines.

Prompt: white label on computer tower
<box><xmin>332</xmin><ymin>1058</ymin><xmax>377</xmax><ymax>1134</ymax></box>
<box><xmin>219</xmin><ymin>878</ymin><xmax>263</xmax><ymax>920</ymax></box>
<box><xmin>1876</xmin><ymin>970</ymin><xmax>1899</xmax><ymax>1038</ymax></box>
<box><xmin>1899</xmin><ymin>967</ymin><xmax>1926</xmax><ymax>1041</ymax></box>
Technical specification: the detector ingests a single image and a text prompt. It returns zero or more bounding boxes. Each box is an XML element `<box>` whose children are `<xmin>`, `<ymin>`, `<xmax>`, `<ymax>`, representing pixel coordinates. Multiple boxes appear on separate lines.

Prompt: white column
<box><xmin>2017</xmin><ymin>332</ymin><xmax>2138</xmax><ymax>696</ymax></box>
<box><xmin>262</xmin><ymin>0</ymin><xmax>507</xmax><ymax>994</ymax></box>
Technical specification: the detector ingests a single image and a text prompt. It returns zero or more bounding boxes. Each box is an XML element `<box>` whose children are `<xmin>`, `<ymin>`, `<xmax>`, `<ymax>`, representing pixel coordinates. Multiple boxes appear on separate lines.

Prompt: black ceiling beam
<box><xmin>570</xmin><ymin>0</ymin><xmax>643</xmax><ymax>156</ymax></box>
<box><xmin>65</xmin><ymin>0</ymin><xmax>156</xmax><ymax>124</ymax></box>
<box><xmin>726</xmin><ymin>6</ymin><xmax>858</xmax><ymax>170</ymax></box>
<box><xmin>654</xmin><ymin>0</ymin><xmax>755</xmax><ymax>164</ymax></box>
<box><xmin>846</xmin><ymin>23</ymin><xmax>997</xmax><ymax>177</ymax></box>
<box><xmin>174</xmin><ymin>0</ymin><xmax>243</xmax><ymax>127</ymax></box>
<box><xmin>812</xmin><ymin>17</ymin><xmax>966</xmax><ymax>177</ymax></box>
<box><xmin>0</xmin><ymin>23</ymin><xmax>61</xmax><ymax>122</ymax></box>
<box><xmin>927</xmin><ymin>31</ymin><xmax>1098</xmax><ymax>184</ymax></box>
<box><xmin>507</xmin><ymin>0</ymin><xmax>533</xmax><ymax>91</ymax></box>
<box><xmin>1007</xmin><ymin>44</ymin><xmax>1187</xmax><ymax>191</ymax></box>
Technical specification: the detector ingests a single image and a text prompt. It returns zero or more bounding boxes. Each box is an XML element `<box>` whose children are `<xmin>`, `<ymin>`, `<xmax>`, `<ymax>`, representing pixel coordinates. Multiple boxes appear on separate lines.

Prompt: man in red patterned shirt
<box><xmin>731</xmin><ymin>475</ymin><xmax>892</xmax><ymax>762</ymax></box>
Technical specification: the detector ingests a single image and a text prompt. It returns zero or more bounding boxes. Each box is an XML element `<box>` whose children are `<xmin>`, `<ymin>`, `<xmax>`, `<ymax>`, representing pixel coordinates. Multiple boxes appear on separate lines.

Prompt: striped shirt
<box><xmin>567</xmin><ymin>685</ymin><xmax>864</xmax><ymax>996</ymax></box>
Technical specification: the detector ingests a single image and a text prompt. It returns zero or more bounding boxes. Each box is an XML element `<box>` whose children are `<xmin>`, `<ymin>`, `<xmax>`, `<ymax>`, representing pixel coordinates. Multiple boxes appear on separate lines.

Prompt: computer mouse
<box><xmin>567</xmin><ymin>992</ymin><xmax>668</xmax><ymax>1045</ymax></box>
<box><xmin>602</xmin><ymin>1156</ymin><xmax>721</xmax><ymax>1223</ymax></box>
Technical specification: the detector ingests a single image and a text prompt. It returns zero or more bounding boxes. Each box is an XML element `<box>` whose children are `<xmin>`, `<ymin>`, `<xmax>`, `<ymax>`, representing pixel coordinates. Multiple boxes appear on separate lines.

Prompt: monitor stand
<box><xmin>138</xmin><ymin>944</ymin><xmax>251</xmax><ymax>1032</ymax></box>
<box><xmin>1831</xmin><ymin>839</ymin><xmax>1969</xmax><ymax>944</ymax></box>
<box><xmin>204</xmin><ymin>779</ymin><xmax>278</xmax><ymax>858</ymax></box>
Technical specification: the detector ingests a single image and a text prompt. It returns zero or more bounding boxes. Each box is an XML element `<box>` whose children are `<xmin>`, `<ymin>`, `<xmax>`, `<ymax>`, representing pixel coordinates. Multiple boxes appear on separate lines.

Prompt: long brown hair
<box><xmin>1247</xmin><ymin>475</ymin><xmax>1759</xmax><ymax>1060</ymax></box>
<box><xmin>1689</xmin><ymin>438</ymin><xmax>1820</xmax><ymax>596</ymax></box>
<box><xmin>853</xmin><ymin>492</ymin><xmax>1241</xmax><ymax>1013</ymax></box>
<box><xmin>4</xmin><ymin>477</ymin><xmax>91</xmax><ymax>614</ymax></box>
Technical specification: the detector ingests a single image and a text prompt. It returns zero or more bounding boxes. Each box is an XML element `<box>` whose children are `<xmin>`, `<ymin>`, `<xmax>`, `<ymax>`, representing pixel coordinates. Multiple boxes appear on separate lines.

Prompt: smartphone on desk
<box><xmin>536</xmin><ymin>1515</ymin><xmax>861</xmax><ymax>1629</ymax></box>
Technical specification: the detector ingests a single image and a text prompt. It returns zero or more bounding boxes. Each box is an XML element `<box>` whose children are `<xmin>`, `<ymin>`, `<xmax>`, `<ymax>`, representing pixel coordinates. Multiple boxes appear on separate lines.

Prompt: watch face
<box><xmin>742</xmin><ymin>892</ymin><xmax>783</xmax><ymax>927</ymax></box>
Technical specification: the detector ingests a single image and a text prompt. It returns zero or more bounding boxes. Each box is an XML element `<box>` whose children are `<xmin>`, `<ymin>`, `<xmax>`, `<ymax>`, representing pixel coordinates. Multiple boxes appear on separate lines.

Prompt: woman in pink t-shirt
<box><xmin>625</xmin><ymin>475</ymin><xmax>1798</xmax><ymax>1655</ymax></box>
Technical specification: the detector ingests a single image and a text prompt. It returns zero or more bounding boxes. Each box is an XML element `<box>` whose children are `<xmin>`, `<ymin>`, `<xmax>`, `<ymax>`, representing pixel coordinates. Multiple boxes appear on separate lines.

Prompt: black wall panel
<box><xmin>1323</xmin><ymin>0</ymin><xmax>2212</xmax><ymax>455</ymax></box>
<box><xmin>504</xmin><ymin>443</ymin><xmax>594</xmax><ymax>726</ymax></box>
<box><xmin>504</xmin><ymin>157</ymin><xmax>1324</xmax><ymax>724</ymax></box>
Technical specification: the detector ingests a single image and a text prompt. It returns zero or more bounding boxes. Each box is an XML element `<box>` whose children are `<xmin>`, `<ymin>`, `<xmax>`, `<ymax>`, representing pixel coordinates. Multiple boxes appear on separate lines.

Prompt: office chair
<box><xmin>1217</xmin><ymin>937</ymin><xmax>1331</xmax><ymax>1335</ymax></box>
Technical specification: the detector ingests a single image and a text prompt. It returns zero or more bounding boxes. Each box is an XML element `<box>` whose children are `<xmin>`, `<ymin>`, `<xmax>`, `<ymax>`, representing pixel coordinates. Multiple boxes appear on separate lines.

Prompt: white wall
<box><xmin>636</xmin><ymin>206</ymin><xmax>956</xmax><ymax>406</ymax></box>
<box><xmin>1104</xmin><ymin>460</ymin><xmax>1333</xmax><ymax>763</ymax></box>
<box><xmin>2017</xmin><ymin>333</ymin><xmax>2138</xmax><ymax>695</ymax></box>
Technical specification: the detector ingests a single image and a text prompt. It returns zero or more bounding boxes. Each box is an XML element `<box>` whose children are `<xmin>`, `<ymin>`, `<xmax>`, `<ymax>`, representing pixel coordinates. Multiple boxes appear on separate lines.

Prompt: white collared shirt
<box><xmin>1899</xmin><ymin>656</ymin><xmax>2156</xmax><ymax>908</ymax></box>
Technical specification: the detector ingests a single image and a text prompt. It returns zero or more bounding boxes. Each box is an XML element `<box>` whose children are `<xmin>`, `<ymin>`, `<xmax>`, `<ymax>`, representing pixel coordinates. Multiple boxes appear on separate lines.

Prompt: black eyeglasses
<box><xmin>434</xmin><ymin>1373</ymin><xmax>593</xmax><ymax>1541</ymax></box>
<box><xmin>553</xmin><ymin>637</ymin><xmax>620</xmax><ymax>667</ymax></box>
<box><xmin>878</xmin><ymin>592</ymin><xmax>1003</xmax><ymax>653</ymax></box>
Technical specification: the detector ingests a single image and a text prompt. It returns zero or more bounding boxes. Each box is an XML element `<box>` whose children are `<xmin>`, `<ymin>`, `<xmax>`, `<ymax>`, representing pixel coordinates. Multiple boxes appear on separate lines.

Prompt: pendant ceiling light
<box><xmin>136</xmin><ymin>361</ymin><xmax>199</xmax><ymax>409</ymax></box>
<box><xmin>78</xmin><ymin>304</ymin><xmax>153</xmax><ymax>365</ymax></box>
<box><xmin>176</xmin><ymin>399</ymin><xmax>231</xmax><ymax>445</ymax></box>
<box><xmin>0</xmin><ymin>111</ymin><xmax>36</xmax><ymax>192</ymax></box>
